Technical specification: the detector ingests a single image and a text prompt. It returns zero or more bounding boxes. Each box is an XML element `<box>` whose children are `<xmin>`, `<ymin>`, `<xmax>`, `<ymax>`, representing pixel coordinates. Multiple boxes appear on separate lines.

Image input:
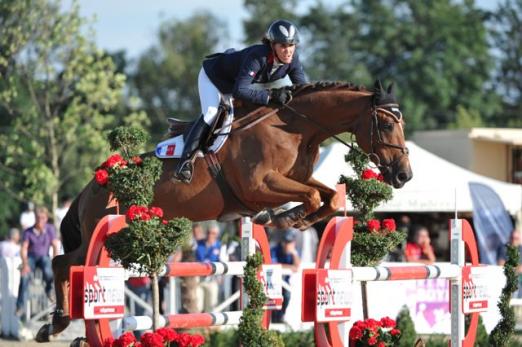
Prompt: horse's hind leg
<box><xmin>293</xmin><ymin>178</ymin><xmax>340</xmax><ymax>230</ymax></box>
<box><xmin>245</xmin><ymin>171</ymin><xmax>322</xmax><ymax>229</ymax></box>
<box><xmin>35</xmin><ymin>247</ymin><xmax>86</xmax><ymax>342</ymax></box>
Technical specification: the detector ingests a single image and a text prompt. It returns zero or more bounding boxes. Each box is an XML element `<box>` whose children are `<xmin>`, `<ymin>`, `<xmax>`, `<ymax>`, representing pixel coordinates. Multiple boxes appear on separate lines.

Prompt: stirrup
<box><xmin>174</xmin><ymin>160</ymin><xmax>194</xmax><ymax>183</ymax></box>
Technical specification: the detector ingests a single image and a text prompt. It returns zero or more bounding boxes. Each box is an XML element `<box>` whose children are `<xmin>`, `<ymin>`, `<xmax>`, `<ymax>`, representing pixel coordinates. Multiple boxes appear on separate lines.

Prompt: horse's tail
<box><xmin>60</xmin><ymin>194</ymin><xmax>82</xmax><ymax>253</ymax></box>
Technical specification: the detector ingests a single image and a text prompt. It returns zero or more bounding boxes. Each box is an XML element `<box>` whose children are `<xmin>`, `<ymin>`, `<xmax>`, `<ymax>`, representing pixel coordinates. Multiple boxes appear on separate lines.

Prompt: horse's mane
<box><xmin>286</xmin><ymin>81</ymin><xmax>369</xmax><ymax>93</ymax></box>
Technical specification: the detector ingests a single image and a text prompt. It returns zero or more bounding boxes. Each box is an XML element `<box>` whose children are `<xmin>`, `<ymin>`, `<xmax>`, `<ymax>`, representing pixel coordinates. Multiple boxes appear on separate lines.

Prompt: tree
<box><xmin>130</xmin><ymin>13</ymin><xmax>226</xmax><ymax>141</ymax></box>
<box><xmin>491</xmin><ymin>0</ymin><xmax>522</xmax><ymax>127</ymax></box>
<box><xmin>242</xmin><ymin>0</ymin><xmax>298</xmax><ymax>44</ymax></box>
<box><xmin>300</xmin><ymin>0</ymin><xmax>500</xmax><ymax>132</ymax></box>
<box><xmin>0</xmin><ymin>0</ymin><xmax>141</xmax><ymax>226</ymax></box>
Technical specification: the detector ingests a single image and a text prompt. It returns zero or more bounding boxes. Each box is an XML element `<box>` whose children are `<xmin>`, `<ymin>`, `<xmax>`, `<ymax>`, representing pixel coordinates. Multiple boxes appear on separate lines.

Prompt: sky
<box><xmin>67</xmin><ymin>0</ymin><xmax>500</xmax><ymax>59</ymax></box>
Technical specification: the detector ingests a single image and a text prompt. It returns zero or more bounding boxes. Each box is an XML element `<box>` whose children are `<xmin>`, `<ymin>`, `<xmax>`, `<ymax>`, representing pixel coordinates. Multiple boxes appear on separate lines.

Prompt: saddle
<box><xmin>155</xmin><ymin>98</ymin><xmax>234</xmax><ymax>159</ymax></box>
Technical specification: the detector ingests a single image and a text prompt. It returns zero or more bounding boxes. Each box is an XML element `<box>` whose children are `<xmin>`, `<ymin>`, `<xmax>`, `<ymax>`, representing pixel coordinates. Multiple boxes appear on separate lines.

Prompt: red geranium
<box><xmin>380</xmin><ymin>316</ymin><xmax>396</xmax><ymax>328</ymax></box>
<box><xmin>132</xmin><ymin>156</ymin><xmax>143</xmax><ymax>166</ymax></box>
<box><xmin>390</xmin><ymin>328</ymin><xmax>401</xmax><ymax>336</ymax></box>
<box><xmin>382</xmin><ymin>219</ymin><xmax>396</xmax><ymax>232</ymax></box>
<box><xmin>126</xmin><ymin>205</ymin><xmax>150</xmax><ymax>222</ymax></box>
<box><xmin>140</xmin><ymin>332</ymin><xmax>164</xmax><ymax>347</ymax></box>
<box><xmin>95</xmin><ymin>169</ymin><xmax>109</xmax><ymax>186</ymax></box>
<box><xmin>115</xmin><ymin>332</ymin><xmax>137</xmax><ymax>347</ymax></box>
<box><xmin>349</xmin><ymin>317</ymin><xmax>401</xmax><ymax>346</ymax></box>
<box><xmin>361</xmin><ymin>169</ymin><xmax>378</xmax><ymax>180</ymax></box>
<box><xmin>377</xmin><ymin>174</ymin><xmax>384</xmax><ymax>182</ymax></box>
<box><xmin>367</xmin><ymin>219</ymin><xmax>380</xmax><ymax>232</ymax></box>
<box><xmin>149</xmin><ymin>207</ymin><xmax>164</xmax><ymax>218</ymax></box>
<box><xmin>103</xmin><ymin>153</ymin><xmax>127</xmax><ymax>169</ymax></box>
<box><xmin>156</xmin><ymin>327</ymin><xmax>177</xmax><ymax>342</ymax></box>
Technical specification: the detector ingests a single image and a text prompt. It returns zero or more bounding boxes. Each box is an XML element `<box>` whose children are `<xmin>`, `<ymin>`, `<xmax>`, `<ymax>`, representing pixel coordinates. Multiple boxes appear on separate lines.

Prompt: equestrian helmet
<box><xmin>266</xmin><ymin>19</ymin><xmax>300</xmax><ymax>45</ymax></box>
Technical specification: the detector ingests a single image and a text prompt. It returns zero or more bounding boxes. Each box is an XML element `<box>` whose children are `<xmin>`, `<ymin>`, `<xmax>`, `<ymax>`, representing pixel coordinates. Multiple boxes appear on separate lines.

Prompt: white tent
<box><xmin>313</xmin><ymin>141</ymin><xmax>522</xmax><ymax>214</ymax></box>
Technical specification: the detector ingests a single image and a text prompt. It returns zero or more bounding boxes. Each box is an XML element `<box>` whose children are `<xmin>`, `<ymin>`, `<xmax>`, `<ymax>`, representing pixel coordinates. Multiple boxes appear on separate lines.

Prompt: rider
<box><xmin>174</xmin><ymin>19</ymin><xmax>308</xmax><ymax>183</ymax></box>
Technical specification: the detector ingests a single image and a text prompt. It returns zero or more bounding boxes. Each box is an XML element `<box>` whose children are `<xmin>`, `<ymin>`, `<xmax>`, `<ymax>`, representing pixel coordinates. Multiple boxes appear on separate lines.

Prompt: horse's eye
<box><xmin>381</xmin><ymin>122</ymin><xmax>394</xmax><ymax>132</ymax></box>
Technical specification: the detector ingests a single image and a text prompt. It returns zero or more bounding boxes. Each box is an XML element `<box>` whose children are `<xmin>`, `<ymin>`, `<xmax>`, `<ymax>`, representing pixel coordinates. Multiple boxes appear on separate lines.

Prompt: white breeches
<box><xmin>198</xmin><ymin>68</ymin><xmax>222</xmax><ymax>125</ymax></box>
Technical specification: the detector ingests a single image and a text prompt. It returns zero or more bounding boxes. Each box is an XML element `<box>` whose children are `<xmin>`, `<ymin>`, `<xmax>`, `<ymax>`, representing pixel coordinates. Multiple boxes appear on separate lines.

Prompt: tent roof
<box><xmin>313</xmin><ymin>141</ymin><xmax>522</xmax><ymax>214</ymax></box>
<box><xmin>469</xmin><ymin>128</ymin><xmax>522</xmax><ymax>145</ymax></box>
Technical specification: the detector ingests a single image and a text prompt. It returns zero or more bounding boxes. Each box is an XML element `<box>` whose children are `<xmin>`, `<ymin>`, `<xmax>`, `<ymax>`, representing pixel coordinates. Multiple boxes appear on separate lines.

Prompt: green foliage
<box><xmin>0</xmin><ymin>0</ymin><xmax>130</xmax><ymax>224</ymax></box>
<box><xmin>395</xmin><ymin>306</ymin><xmax>416</xmax><ymax>347</ymax></box>
<box><xmin>448</xmin><ymin>106</ymin><xmax>485</xmax><ymax>129</ymax></box>
<box><xmin>475</xmin><ymin>315</ymin><xmax>490</xmax><ymax>347</ymax></box>
<box><xmin>340</xmin><ymin>145</ymin><xmax>404</xmax><ymax>266</ymax></box>
<box><xmin>489</xmin><ymin>244</ymin><xmax>519</xmax><ymax>346</ymax></box>
<box><xmin>351</xmin><ymin>230</ymin><xmax>406</xmax><ymax>267</ymax></box>
<box><xmin>205</xmin><ymin>329</ymin><xmax>240</xmax><ymax>347</ymax></box>
<box><xmin>108</xmin><ymin>126</ymin><xmax>150</xmax><ymax>156</ymax></box>
<box><xmin>105</xmin><ymin>217</ymin><xmax>191</xmax><ymax>275</ymax></box>
<box><xmin>340</xmin><ymin>147</ymin><xmax>392</xmax><ymax>222</ymax></box>
<box><xmin>238</xmin><ymin>252</ymin><xmax>284</xmax><ymax>347</ymax></box>
<box><xmin>299</xmin><ymin>0</ymin><xmax>500</xmax><ymax>132</ymax></box>
<box><xmin>280</xmin><ymin>329</ymin><xmax>314</xmax><ymax>346</ymax></box>
<box><xmin>242</xmin><ymin>0</ymin><xmax>298</xmax><ymax>44</ymax></box>
<box><xmin>491</xmin><ymin>0</ymin><xmax>522</xmax><ymax>127</ymax></box>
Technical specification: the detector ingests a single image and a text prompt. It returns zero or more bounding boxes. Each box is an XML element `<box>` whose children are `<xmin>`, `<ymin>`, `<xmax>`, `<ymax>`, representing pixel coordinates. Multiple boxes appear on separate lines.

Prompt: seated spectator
<box><xmin>0</xmin><ymin>228</ymin><xmax>21</xmax><ymax>258</ymax></box>
<box><xmin>404</xmin><ymin>225</ymin><xmax>436</xmax><ymax>264</ymax></box>
<box><xmin>497</xmin><ymin>228</ymin><xmax>522</xmax><ymax>297</ymax></box>
<box><xmin>270</xmin><ymin>229</ymin><xmax>301</xmax><ymax>323</ymax></box>
<box><xmin>16</xmin><ymin>207</ymin><xmax>60</xmax><ymax>318</ymax></box>
<box><xmin>195</xmin><ymin>223</ymin><xmax>221</xmax><ymax>313</ymax></box>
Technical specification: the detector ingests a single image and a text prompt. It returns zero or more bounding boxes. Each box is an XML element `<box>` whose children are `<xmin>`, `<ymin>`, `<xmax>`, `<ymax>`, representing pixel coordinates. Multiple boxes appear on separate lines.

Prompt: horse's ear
<box><xmin>387</xmin><ymin>82</ymin><xmax>395</xmax><ymax>95</ymax></box>
<box><xmin>374</xmin><ymin>79</ymin><xmax>384</xmax><ymax>93</ymax></box>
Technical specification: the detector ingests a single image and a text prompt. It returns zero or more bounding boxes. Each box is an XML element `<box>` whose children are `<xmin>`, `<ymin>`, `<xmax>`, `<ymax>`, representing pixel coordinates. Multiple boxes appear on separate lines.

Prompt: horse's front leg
<box><xmin>293</xmin><ymin>178</ymin><xmax>341</xmax><ymax>230</ymax></box>
<box><xmin>244</xmin><ymin>171</ymin><xmax>322</xmax><ymax>229</ymax></box>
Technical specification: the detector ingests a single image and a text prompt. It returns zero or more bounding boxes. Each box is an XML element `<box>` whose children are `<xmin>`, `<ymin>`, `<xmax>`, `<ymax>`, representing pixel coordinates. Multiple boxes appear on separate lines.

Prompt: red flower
<box><xmin>132</xmin><ymin>156</ymin><xmax>143</xmax><ymax>166</ymax></box>
<box><xmin>367</xmin><ymin>219</ymin><xmax>380</xmax><ymax>232</ymax></box>
<box><xmin>149</xmin><ymin>207</ymin><xmax>164</xmax><ymax>218</ymax></box>
<box><xmin>361</xmin><ymin>169</ymin><xmax>378</xmax><ymax>180</ymax></box>
<box><xmin>103</xmin><ymin>153</ymin><xmax>127</xmax><ymax>169</ymax></box>
<box><xmin>190</xmin><ymin>335</ymin><xmax>205</xmax><ymax>347</ymax></box>
<box><xmin>377</xmin><ymin>174</ymin><xmax>384</xmax><ymax>181</ymax></box>
<box><xmin>156</xmin><ymin>327</ymin><xmax>177</xmax><ymax>342</ymax></box>
<box><xmin>349</xmin><ymin>325</ymin><xmax>363</xmax><ymax>340</ymax></box>
<box><xmin>95</xmin><ymin>169</ymin><xmax>109</xmax><ymax>186</ymax></box>
<box><xmin>377</xmin><ymin>342</ymin><xmax>385</xmax><ymax>347</ymax></box>
<box><xmin>366</xmin><ymin>318</ymin><xmax>380</xmax><ymax>333</ymax></box>
<box><xmin>390</xmin><ymin>328</ymin><xmax>401</xmax><ymax>336</ymax></box>
<box><xmin>140</xmin><ymin>332</ymin><xmax>164</xmax><ymax>347</ymax></box>
<box><xmin>175</xmin><ymin>333</ymin><xmax>198</xmax><ymax>347</ymax></box>
<box><xmin>162</xmin><ymin>219</ymin><xmax>168</xmax><ymax>225</ymax></box>
<box><xmin>382</xmin><ymin>219</ymin><xmax>396</xmax><ymax>232</ymax></box>
<box><xmin>126</xmin><ymin>205</ymin><xmax>150</xmax><ymax>222</ymax></box>
<box><xmin>368</xmin><ymin>335</ymin><xmax>378</xmax><ymax>346</ymax></box>
<box><xmin>115</xmin><ymin>332</ymin><xmax>136</xmax><ymax>347</ymax></box>
<box><xmin>380</xmin><ymin>316</ymin><xmax>396</xmax><ymax>328</ymax></box>
<box><xmin>103</xmin><ymin>337</ymin><xmax>115</xmax><ymax>347</ymax></box>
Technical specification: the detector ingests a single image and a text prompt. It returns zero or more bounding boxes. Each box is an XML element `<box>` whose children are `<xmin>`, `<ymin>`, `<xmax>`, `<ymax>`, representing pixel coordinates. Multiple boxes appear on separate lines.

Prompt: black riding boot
<box><xmin>174</xmin><ymin>115</ymin><xmax>211</xmax><ymax>183</ymax></box>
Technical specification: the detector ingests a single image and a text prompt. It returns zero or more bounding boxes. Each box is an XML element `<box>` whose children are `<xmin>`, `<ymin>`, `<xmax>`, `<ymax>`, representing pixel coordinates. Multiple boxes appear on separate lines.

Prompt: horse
<box><xmin>36</xmin><ymin>79</ymin><xmax>412</xmax><ymax>341</ymax></box>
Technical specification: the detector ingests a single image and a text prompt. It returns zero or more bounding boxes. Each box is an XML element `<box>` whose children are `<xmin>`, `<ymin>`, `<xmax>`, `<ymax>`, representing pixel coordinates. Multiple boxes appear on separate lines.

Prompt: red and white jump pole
<box><xmin>302</xmin><ymin>217</ymin><xmax>483</xmax><ymax>347</ymax></box>
<box><xmin>69</xmin><ymin>215</ymin><xmax>272</xmax><ymax>346</ymax></box>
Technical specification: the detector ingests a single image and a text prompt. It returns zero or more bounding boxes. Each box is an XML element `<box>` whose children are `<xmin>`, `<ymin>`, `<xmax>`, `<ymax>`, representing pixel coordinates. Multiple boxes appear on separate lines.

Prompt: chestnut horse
<box><xmin>36</xmin><ymin>80</ymin><xmax>412</xmax><ymax>341</ymax></box>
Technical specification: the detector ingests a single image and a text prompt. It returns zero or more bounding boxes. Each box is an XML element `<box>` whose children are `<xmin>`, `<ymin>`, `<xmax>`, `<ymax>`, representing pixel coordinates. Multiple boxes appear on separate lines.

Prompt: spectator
<box><xmin>404</xmin><ymin>225</ymin><xmax>436</xmax><ymax>264</ymax></box>
<box><xmin>19</xmin><ymin>202</ymin><xmax>35</xmax><ymax>231</ymax></box>
<box><xmin>0</xmin><ymin>228</ymin><xmax>21</xmax><ymax>258</ymax></box>
<box><xmin>192</xmin><ymin>222</ymin><xmax>205</xmax><ymax>242</ymax></box>
<box><xmin>195</xmin><ymin>223</ymin><xmax>221</xmax><ymax>312</ymax></box>
<box><xmin>16</xmin><ymin>207</ymin><xmax>60</xmax><ymax>317</ymax></box>
<box><xmin>497</xmin><ymin>228</ymin><xmax>522</xmax><ymax>297</ymax></box>
<box><xmin>270</xmin><ymin>229</ymin><xmax>301</xmax><ymax>323</ymax></box>
<box><xmin>55</xmin><ymin>196</ymin><xmax>72</xmax><ymax>229</ymax></box>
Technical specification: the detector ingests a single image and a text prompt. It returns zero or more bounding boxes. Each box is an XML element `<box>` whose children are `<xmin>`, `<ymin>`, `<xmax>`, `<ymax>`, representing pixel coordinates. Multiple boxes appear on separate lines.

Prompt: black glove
<box><xmin>269</xmin><ymin>88</ymin><xmax>292</xmax><ymax>105</ymax></box>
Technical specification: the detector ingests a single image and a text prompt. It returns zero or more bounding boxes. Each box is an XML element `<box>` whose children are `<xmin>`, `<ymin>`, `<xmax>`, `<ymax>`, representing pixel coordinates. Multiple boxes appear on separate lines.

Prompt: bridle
<box><xmin>368</xmin><ymin>102</ymin><xmax>409</xmax><ymax>175</ymax></box>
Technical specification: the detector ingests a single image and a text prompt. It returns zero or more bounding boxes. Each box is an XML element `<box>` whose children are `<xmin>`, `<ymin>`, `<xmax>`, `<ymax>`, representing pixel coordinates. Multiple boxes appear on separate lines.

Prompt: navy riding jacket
<box><xmin>202</xmin><ymin>44</ymin><xmax>307</xmax><ymax>105</ymax></box>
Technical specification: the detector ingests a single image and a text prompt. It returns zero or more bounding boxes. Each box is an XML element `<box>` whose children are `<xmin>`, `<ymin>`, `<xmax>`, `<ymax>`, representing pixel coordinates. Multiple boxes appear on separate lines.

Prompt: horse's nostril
<box><xmin>397</xmin><ymin>172</ymin><xmax>408</xmax><ymax>182</ymax></box>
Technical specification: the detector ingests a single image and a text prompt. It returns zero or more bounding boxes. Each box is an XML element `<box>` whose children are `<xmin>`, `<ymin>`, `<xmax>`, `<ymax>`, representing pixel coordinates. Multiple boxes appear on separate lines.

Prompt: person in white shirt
<box><xmin>19</xmin><ymin>202</ymin><xmax>35</xmax><ymax>231</ymax></box>
<box><xmin>0</xmin><ymin>228</ymin><xmax>21</xmax><ymax>258</ymax></box>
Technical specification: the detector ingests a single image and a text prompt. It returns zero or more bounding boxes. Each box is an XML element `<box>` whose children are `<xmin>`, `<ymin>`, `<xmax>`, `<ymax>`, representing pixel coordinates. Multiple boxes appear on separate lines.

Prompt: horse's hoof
<box><xmin>252</xmin><ymin>210</ymin><xmax>272</xmax><ymax>225</ymax></box>
<box><xmin>70</xmin><ymin>337</ymin><xmax>89</xmax><ymax>347</ymax></box>
<box><xmin>35</xmin><ymin>324</ymin><xmax>52</xmax><ymax>343</ymax></box>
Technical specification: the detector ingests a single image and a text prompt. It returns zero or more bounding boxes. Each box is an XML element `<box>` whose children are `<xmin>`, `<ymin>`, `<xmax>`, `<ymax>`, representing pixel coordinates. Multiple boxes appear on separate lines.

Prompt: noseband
<box><xmin>368</xmin><ymin>103</ymin><xmax>409</xmax><ymax>174</ymax></box>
